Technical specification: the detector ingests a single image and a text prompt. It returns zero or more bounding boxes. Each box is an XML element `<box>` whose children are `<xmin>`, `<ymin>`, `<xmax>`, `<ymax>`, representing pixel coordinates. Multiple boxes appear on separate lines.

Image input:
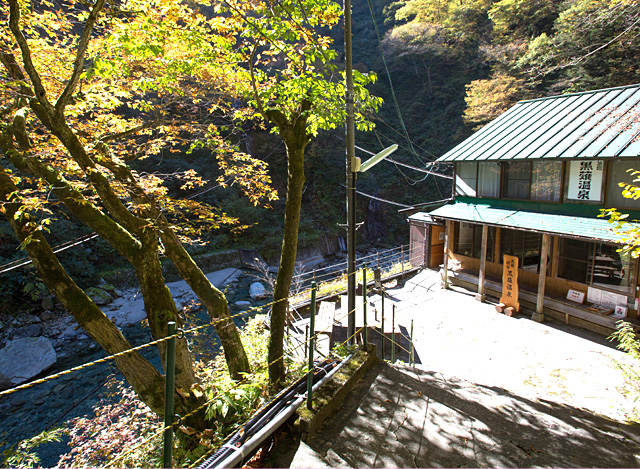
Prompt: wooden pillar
<box><xmin>424</xmin><ymin>224</ymin><xmax>430</xmax><ymax>268</ymax></box>
<box><xmin>550</xmin><ymin>236</ymin><xmax>559</xmax><ymax>278</ymax></box>
<box><xmin>532</xmin><ymin>233</ymin><xmax>550</xmax><ymax>323</ymax></box>
<box><xmin>476</xmin><ymin>224</ymin><xmax>489</xmax><ymax>302</ymax></box>
<box><xmin>442</xmin><ymin>220</ymin><xmax>452</xmax><ymax>289</ymax></box>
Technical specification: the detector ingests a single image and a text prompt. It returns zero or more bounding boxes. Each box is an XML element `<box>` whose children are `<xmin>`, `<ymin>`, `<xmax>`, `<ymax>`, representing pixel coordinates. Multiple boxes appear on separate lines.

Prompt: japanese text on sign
<box><xmin>500</xmin><ymin>255</ymin><xmax>520</xmax><ymax>311</ymax></box>
<box><xmin>567</xmin><ymin>160</ymin><xmax>603</xmax><ymax>202</ymax></box>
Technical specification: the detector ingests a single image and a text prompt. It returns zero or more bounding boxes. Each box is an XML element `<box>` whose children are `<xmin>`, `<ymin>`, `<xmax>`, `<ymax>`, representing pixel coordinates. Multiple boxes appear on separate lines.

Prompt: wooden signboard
<box><xmin>500</xmin><ymin>255</ymin><xmax>520</xmax><ymax>311</ymax></box>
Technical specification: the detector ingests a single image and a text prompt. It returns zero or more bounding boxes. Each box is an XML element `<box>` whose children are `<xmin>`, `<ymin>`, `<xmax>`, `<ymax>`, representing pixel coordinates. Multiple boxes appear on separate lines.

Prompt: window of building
<box><xmin>606</xmin><ymin>158</ymin><xmax>640</xmax><ymax>209</ymax></box>
<box><xmin>503</xmin><ymin>161</ymin><xmax>531</xmax><ymax>199</ymax></box>
<box><xmin>454</xmin><ymin>222</ymin><xmax>495</xmax><ymax>260</ymax></box>
<box><xmin>478</xmin><ymin>162</ymin><xmax>501</xmax><ymax>198</ymax></box>
<box><xmin>531</xmin><ymin>160</ymin><xmax>562</xmax><ymax>202</ymax></box>
<box><xmin>558</xmin><ymin>238</ymin><xmax>635</xmax><ymax>295</ymax></box>
<box><xmin>455</xmin><ymin>162</ymin><xmax>477</xmax><ymax>197</ymax></box>
<box><xmin>500</xmin><ymin>229</ymin><xmax>542</xmax><ymax>272</ymax></box>
<box><xmin>503</xmin><ymin>160</ymin><xmax>563</xmax><ymax>201</ymax></box>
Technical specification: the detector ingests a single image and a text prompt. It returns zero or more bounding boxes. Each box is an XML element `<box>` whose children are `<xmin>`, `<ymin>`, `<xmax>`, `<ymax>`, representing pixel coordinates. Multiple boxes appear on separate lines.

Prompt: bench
<box><xmin>448</xmin><ymin>269</ymin><xmax>640</xmax><ymax>336</ymax></box>
<box><xmin>315</xmin><ymin>301</ymin><xmax>337</xmax><ymax>337</ymax></box>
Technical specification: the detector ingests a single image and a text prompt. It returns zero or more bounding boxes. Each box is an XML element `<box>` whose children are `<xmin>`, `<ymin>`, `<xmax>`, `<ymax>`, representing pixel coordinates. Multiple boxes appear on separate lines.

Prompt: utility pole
<box><xmin>344</xmin><ymin>0</ymin><xmax>356</xmax><ymax>345</ymax></box>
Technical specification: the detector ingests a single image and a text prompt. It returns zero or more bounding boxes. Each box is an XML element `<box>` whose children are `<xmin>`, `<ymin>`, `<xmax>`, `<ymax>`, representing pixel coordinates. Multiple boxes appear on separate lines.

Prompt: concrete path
<box><xmin>275</xmin><ymin>269</ymin><xmax>640</xmax><ymax>468</ymax></box>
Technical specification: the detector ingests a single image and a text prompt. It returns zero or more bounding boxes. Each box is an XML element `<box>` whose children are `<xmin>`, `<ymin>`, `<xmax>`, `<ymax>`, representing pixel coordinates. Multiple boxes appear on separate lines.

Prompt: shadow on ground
<box><xmin>277</xmin><ymin>361</ymin><xmax>640</xmax><ymax>468</ymax></box>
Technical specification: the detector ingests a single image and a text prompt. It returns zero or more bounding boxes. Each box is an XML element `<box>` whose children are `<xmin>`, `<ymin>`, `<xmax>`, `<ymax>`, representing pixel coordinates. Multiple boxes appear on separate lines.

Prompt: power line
<box><xmin>365</xmin><ymin>0</ymin><xmax>432</xmax><ymax>168</ymax></box>
<box><xmin>373</xmin><ymin>130</ymin><xmax>447</xmax><ymax>195</ymax></box>
<box><xmin>340</xmin><ymin>184</ymin><xmax>410</xmax><ymax>208</ymax></box>
<box><xmin>0</xmin><ymin>233</ymin><xmax>99</xmax><ymax>275</ymax></box>
<box><xmin>375</xmin><ymin>115</ymin><xmax>438</xmax><ymax>159</ymax></box>
<box><xmin>386</xmin><ymin>158</ymin><xmax>452</xmax><ymax>179</ymax></box>
<box><xmin>355</xmin><ymin>188</ymin><xmax>411</xmax><ymax>208</ymax></box>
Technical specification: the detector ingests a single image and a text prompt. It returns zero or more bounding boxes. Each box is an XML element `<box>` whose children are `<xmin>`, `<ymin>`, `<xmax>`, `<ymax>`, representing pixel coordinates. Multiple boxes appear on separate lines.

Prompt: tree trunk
<box><xmin>0</xmin><ymin>168</ymin><xmax>169</xmax><ymax>414</ymax></box>
<box><xmin>0</xmin><ymin>166</ymin><xmax>209</xmax><ymax>427</ymax></box>
<box><xmin>160</xmin><ymin>228</ymin><xmax>251</xmax><ymax>379</ymax></box>
<box><xmin>268</xmin><ymin>134</ymin><xmax>307</xmax><ymax>388</ymax></box>
<box><xmin>132</xmin><ymin>228</ymin><xmax>197</xmax><ymax>391</ymax></box>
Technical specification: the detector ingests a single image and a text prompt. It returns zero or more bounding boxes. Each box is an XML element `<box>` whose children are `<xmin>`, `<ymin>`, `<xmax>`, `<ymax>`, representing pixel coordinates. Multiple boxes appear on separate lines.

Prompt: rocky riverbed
<box><xmin>0</xmin><ymin>267</ymin><xmax>273</xmax><ymax>466</ymax></box>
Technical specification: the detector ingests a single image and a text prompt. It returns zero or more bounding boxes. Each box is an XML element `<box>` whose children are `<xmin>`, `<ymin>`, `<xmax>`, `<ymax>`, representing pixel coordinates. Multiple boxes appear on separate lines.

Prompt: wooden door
<box><xmin>429</xmin><ymin>225</ymin><xmax>445</xmax><ymax>268</ymax></box>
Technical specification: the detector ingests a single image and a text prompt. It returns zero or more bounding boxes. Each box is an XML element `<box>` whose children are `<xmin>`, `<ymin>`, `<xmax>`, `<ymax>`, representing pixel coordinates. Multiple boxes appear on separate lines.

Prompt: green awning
<box><xmin>407</xmin><ymin>212</ymin><xmax>441</xmax><ymax>224</ymax></box>
<box><xmin>429</xmin><ymin>202</ymin><xmax>636</xmax><ymax>243</ymax></box>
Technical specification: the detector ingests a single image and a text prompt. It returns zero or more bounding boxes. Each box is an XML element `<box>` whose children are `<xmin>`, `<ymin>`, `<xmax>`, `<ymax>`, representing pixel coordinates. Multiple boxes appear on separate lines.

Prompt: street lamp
<box><xmin>344</xmin><ymin>0</ymin><xmax>399</xmax><ymax>345</ymax></box>
<box><xmin>346</xmin><ymin>144</ymin><xmax>398</xmax><ymax>345</ymax></box>
<box><xmin>352</xmin><ymin>144</ymin><xmax>398</xmax><ymax>173</ymax></box>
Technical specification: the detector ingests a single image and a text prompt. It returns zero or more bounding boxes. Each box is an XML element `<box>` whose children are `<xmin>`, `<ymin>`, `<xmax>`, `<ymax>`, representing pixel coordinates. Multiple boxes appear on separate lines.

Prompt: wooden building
<box><xmin>408</xmin><ymin>213</ymin><xmax>444</xmax><ymax>269</ymax></box>
<box><xmin>428</xmin><ymin>84</ymin><xmax>640</xmax><ymax>335</ymax></box>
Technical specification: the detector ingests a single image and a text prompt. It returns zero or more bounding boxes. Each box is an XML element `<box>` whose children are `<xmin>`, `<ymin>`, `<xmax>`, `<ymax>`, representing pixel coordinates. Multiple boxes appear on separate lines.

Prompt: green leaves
<box><xmin>601</xmin><ymin>168</ymin><xmax>640</xmax><ymax>259</ymax></box>
<box><xmin>221</xmin><ymin>0</ymin><xmax>381</xmax><ymax>135</ymax></box>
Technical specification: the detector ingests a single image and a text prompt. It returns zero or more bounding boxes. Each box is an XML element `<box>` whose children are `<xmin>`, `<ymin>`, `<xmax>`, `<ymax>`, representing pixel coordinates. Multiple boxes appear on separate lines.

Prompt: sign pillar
<box><xmin>500</xmin><ymin>255</ymin><xmax>520</xmax><ymax>312</ymax></box>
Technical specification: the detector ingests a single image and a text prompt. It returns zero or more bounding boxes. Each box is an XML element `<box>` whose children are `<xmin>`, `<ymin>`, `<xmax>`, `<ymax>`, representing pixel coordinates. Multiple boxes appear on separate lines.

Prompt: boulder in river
<box><xmin>249</xmin><ymin>282</ymin><xmax>269</xmax><ymax>301</ymax></box>
<box><xmin>12</xmin><ymin>323</ymin><xmax>43</xmax><ymax>339</ymax></box>
<box><xmin>85</xmin><ymin>287</ymin><xmax>113</xmax><ymax>305</ymax></box>
<box><xmin>0</xmin><ymin>337</ymin><xmax>57</xmax><ymax>389</ymax></box>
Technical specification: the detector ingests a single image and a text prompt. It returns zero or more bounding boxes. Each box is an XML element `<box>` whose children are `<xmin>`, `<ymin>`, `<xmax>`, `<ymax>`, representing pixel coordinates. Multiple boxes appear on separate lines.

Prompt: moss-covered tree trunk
<box><xmin>0</xmin><ymin>167</ymin><xmax>207</xmax><ymax>419</ymax></box>
<box><xmin>132</xmin><ymin>229</ymin><xmax>198</xmax><ymax>390</ymax></box>
<box><xmin>265</xmin><ymin>107</ymin><xmax>311</xmax><ymax>388</ymax></box>
<box><xmin>160</xmin><ymin>229</ymin><xmax>251</xmax><ymax>379</ymax></box>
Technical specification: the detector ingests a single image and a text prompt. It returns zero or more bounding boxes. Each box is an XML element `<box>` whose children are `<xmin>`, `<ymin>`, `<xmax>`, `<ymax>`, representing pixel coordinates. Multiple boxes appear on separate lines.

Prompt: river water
<box><xmin>0</xmin><ymin>269</ymin><xmax>269</xmax><ymax>467</ymax></box>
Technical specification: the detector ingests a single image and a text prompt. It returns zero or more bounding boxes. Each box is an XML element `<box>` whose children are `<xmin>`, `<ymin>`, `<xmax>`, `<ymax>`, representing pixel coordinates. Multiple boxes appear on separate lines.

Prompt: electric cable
<box><xmin>365</xmin><ymin>0</ymin><xmax>431</xmax><ymax>167</ymax></box>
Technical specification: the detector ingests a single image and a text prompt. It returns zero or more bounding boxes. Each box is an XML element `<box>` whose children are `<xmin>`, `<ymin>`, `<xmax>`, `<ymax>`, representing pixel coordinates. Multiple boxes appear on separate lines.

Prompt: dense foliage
<box><xmin>3</xmin><ymin>0</ymin><xmax>639</xmax><ymax>322</ymax></box>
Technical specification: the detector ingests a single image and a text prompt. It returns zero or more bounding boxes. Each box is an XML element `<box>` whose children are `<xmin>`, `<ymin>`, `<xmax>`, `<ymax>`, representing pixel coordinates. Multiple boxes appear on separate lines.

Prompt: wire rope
<box><xmin>365</xmin><ymin>0</ymin><xmax>431</xmax><ymax>168</ymax></box>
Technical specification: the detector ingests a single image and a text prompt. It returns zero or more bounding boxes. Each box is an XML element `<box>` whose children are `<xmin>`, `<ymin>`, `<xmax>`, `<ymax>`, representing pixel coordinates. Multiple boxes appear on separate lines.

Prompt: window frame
<box><xmin>605</xmin><ymin>158</ymin><xmax>640</xmax><ymax>210</ymax></box>
<box><xmin>499</xmin><ymin>228</ymin><xmax>543</xmax><ymax>272</ymax></box>
<box><xmin>453</xmin><ymin>222</ymin><xmax>495</xmax><ymax>262</ymax></box>
<box><xmin>530</xmin><ymin>160</ymin><xmax>563</xmax><ymax>203</ymax></box>
<box><xmin>502</xmin><ymin>161</ymin><xmax>532</xmax><ymax>201</ymax></box>
<box><xmin>477</xmin><ymin>161</ymin><xmax>501</xmax><ymax>199</ymax></box>
<box><xmin>501</xmin><ymin>160</ymin><xmax>563</xmax><ymax>203</ymax></box>
<box><xmin>455</xmin><ymin>162</ymin><xmax>478</xmax><ymax>197</ymax></box>
<box><xmin>557</xmin><ymin>237</ymin><xmax>638</xmax><ymax>296</ymax></box>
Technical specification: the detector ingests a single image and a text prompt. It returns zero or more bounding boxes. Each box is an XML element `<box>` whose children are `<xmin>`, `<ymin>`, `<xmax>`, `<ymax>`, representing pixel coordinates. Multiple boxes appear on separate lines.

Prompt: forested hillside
<box><xmin>1</xmin><ymin>0</ymin><xmax>639</xmax><ymax>314</ymax></box>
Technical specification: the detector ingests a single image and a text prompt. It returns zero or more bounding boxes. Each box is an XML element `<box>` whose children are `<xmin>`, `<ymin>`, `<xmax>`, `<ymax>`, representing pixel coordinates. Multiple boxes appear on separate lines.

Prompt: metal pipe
<box><xmin>410</xmin><ymin>319</ymin><xmax>414</xmax><ymax>367</ymax></box>
<box><xmin>381</xmin><ymin>291</ymin><xmax>385</xmax><ymax>360</ymax></box>
<box><xmin>163</xmin><ymin>321</ymin><xmax>176</xmax><ymax>469</ymax></box>
<box><xmin>209</xmin><ymin>357</ymin><xmax>351</xmax><ymax>469</ymax></box>
<box><xmin>391</xmin><ymin>304</ymin><xmax>396</xmax><ymax>364</ymax></box>
<box><xmin>345</xmin><ymin>0</ymin><xmax>356</xmax><ymax>346</ymax></box>
<box><xmin>362</xmin><ymin>263</ymin><xmax>367</xmax><ymax>347</ymax></box>
<box><xmin>305</xmin><ymin>325</ymin><xmax>309</xmax><ymax>357</ymax></box>
<box><xmin>307</xmin><ymin>282</ymin><xmax>317</xmax><ymax>410</ymax></box>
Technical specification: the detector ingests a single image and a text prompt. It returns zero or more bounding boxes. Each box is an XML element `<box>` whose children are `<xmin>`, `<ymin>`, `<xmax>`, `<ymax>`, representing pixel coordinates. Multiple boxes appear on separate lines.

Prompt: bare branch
<box><xmin>56</xmin><ymin>0</ymin><xmax>107</xmax><ymax>115</ymax></box>
<box><xmin>97</xmin><ymin>120</ymin><xmax>164</xmax><ymax>144</ymax></box>
<box><xmin>568</xmin><ymin>14</ymin><xmax>640</xmax><ymax>68</ymax></box>
<box><xmin>249</xmin><ymin>43</ymin><xmax>269</xmax><ymax>122</ymax></box>
<box><xmin>7</xmin><ymin>0</ymin><xmax>55</xmax><ymax>114</ymax></box>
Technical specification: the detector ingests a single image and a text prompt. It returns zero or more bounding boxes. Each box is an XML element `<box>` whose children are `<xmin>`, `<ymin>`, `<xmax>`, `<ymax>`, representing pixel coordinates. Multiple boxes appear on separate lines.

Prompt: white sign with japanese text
<box><xmin>567</xmin><ymin>160</ymin><xmax>604</xmax><ymax>202</ymax></box>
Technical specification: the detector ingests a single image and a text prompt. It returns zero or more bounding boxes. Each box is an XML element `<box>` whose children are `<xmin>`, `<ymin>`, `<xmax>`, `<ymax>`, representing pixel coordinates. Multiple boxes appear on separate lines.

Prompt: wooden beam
<box><xmin>476</xmin><ymin>224</ymin><xmax>488</xmax><ymax>302</ymax></box>
<box><xmin>532</xmin><ymin>233</ymin><xmax>550</xmax><ymax>323</ymax></box>
<box><xmin>551</xmin><ymin>236</ymin><xmax>559</xmax><ymax>278</ymax></box>
<box><xmin>442</xmin><ymin>220</ymin><xmax>452</xmax><ymax>289</ymax></box>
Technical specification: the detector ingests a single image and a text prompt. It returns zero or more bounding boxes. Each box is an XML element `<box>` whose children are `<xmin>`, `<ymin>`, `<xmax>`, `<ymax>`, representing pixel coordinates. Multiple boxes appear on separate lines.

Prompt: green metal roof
<box><xmin>407</xmin><ymin>212</ymin><xmax>440</xmax><ymax>224</ymax></box>
<box><xmin>429</xmin><ymin>202</ymin><xmax>637</xmax><ymax>243</ymax></box>
<box><xmin>439</xmin><ymin>84</ymin><xmax>640</xmax><ymax>162</ymax></box>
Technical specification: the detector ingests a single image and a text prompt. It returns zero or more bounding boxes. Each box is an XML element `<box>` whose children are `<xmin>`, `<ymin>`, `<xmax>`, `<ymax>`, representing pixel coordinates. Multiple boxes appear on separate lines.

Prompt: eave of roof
<box><xmin>429</xmin><ymin>202</ymin><xmax>636</xmax><ymax>243</ymax></box>
<box><xmin>439</xmin><ymin>84</ymin><xmax>640</xmax><ymax>163</ymax></box>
